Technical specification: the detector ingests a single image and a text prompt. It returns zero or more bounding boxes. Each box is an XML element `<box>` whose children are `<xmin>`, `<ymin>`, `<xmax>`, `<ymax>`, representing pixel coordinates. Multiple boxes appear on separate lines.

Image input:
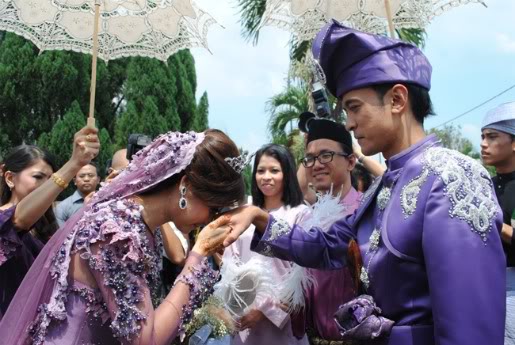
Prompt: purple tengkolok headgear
<box><xmin>312</xmin><ymin>20</ymin><xmax>432</xmax><ymax>98</ymax></box>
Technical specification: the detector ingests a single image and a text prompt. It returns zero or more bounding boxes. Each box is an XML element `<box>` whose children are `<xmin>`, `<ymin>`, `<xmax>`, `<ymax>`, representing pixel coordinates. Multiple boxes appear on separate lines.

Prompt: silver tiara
<box><xmin>225</xmin><ymin>152</ymin><xmax>254</xmax><ymax>174</ymax></box>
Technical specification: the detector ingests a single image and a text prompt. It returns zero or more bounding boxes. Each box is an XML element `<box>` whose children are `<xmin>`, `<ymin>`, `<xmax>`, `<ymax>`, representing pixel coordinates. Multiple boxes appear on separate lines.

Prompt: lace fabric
<box><xmin>0</xmin><ymin>0</ymin><xmax>217</xmax><ymax>61</ymax></box>
<box><xmin>261</xmin><ymin>0</ymin><xmax>486</xmax><ymax>41</ymax></box>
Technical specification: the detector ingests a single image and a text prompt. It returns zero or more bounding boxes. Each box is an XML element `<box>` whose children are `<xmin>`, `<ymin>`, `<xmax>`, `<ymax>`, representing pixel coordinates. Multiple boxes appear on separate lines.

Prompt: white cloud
<box><xmin>495</xmin><ymin>33</ymin><xmax>515</xmax><ymax>54</ymax></box>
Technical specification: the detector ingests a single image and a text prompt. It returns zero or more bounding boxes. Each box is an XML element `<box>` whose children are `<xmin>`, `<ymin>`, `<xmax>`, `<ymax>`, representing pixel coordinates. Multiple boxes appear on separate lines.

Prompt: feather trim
<box><xmin>214</xmin><ymin>256</ymin><xmax>276</xmax><ymax>318</ymax></box>
<box><xmin>278</xmin><ymin>190</ymin><xmax>348</xmax><ymax>312</ymax></box>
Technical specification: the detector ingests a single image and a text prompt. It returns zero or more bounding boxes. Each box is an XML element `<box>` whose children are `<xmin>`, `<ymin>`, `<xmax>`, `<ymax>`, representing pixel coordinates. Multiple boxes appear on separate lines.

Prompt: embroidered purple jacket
<box><xmin>251</xmin><ymin>135</ymin><xmax>506</xmax><ymax>345</ymax></box>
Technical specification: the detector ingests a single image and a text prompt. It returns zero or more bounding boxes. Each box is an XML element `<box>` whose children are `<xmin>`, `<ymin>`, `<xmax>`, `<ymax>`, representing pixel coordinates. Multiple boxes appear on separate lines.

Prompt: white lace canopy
<box><xmin>261</xmin><ymin>0</ymin><xmax>487</xmax><ymax>41</ymax></box>
<box><xmin>0</xmin><ymin>0</ymin><xmax>217</xmax><ymax>61</ymax></box>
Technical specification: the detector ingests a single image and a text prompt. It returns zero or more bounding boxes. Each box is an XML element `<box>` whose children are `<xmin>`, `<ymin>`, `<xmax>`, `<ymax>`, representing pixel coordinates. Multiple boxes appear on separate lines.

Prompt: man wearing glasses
<box><xmin>294</xmin><ymin>118</ymin><xmax>363</xmax><ymax>345</ymax></box>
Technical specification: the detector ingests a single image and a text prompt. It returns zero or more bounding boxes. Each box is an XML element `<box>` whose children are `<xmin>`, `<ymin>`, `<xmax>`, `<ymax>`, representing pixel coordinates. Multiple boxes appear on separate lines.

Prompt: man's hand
<box><xmin>192</xmin><ymin>215</ymin><xmax>232</xmax><ymax>256</ymax></box>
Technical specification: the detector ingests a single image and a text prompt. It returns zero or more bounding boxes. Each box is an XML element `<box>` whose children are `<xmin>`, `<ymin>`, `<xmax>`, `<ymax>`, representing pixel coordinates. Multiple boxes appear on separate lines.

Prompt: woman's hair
<box><xmin>251</xmin><ymin>144</ymin><xmax>303</xmax><ymax>208</ymax></box>
<box><xmin>0</xmin><ymin>145</ymin><xmax>59</xmax><ymax>242</ymax></box>
<box><xmin>141</xmin><ymin>129</ymin><xmax>245</xmax><ymax>210</ymax></box>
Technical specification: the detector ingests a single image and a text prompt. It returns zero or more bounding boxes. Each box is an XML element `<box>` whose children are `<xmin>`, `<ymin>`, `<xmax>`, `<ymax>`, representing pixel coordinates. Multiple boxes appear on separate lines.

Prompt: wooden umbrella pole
<box><xmin>384</xmin><ymin>0</ymin><xmax>396</xmax><ymax>38</ymax></box>
<box><xmin>87</xmin><ymin>1</ymin><xmax>101</xmax><ymax>127</ymax></box>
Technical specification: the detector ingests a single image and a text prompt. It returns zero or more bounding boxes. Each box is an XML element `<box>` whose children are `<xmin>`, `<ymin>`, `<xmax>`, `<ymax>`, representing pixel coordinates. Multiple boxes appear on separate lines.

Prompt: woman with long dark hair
<box><xmin>0</xmin><ymin>126</ymin><xmax>99</xmax><ymax>319</ymax></box>
<box><xmin>221</xmin><ymin>144</ymin><xmax>309</xmax><ymax>345</ymax></box>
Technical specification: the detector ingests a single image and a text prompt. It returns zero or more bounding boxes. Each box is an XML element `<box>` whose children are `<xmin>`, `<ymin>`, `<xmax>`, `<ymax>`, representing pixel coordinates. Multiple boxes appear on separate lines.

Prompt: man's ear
<box><xmin>390</xmin><ymin>84</ymin><xmax>409</xmax><ymax>116</ymax></box>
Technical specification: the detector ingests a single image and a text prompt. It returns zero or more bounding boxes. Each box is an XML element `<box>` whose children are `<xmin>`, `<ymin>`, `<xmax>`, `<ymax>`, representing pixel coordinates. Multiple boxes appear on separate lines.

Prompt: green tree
<box><xmin>267</xmin><ymin>84</ymin><xmax>309</xmax><ymax>143</ymax></box>
<box><xmin>427</xmin><ymin>124</ymin><xmax>480</xmax><ymax>159</ymax></box>
<box><xmin>38</xmin><ymin>101</ymin><xmax>85</xmax><ymax>169</ymax></box>
<box><xmin>0</xmin><ymin>33</ymin><xmax>126</xmax><ymax>145</ymax></box>
<box><xmin>114</xmin><ymin>97</ymin><xmax>168</xmax><ymax>147</ymax></box>
<box><xmin>168</xmin><ymin>50</ymin><xmax>197</xmax><ymax>131</ymax></box>
<box><xmin>242</xmin><ymin>164</ymin><xmax>253</xmax><ymax>198</ymax></box>
<box><xmin>192</xmin><ymin>91</ymin><xmax>209</xmax><ymax>132</ymax></box>
<box><xmin>0</xmin><ymin>128</ymin><xmax>11</xmax><ymax>161</ymax></box>
<box><xmin>37</xmin><ymin>101</ymin><xmax>85</xmax><ymax>198</ymax></box>
<box><xmin>97</xmin><ymin>128</ymin><xmax>115</xmax><ymax>178</ymax></box>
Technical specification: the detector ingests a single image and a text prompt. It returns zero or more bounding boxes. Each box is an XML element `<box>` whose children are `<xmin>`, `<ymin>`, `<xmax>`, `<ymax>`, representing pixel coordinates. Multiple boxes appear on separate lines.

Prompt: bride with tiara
<box><xmin>0</xmin><ymin>129</ymin><xmax>245</xmax><ymax>345</ymax></box>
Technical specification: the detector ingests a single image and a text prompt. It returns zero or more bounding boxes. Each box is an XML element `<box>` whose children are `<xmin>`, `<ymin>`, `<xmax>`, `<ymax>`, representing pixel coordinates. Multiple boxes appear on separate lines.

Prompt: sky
<box><xmin>191</xmin><ymin>0</ymin><xmax>515</xmax><ymax>154</ymax></box>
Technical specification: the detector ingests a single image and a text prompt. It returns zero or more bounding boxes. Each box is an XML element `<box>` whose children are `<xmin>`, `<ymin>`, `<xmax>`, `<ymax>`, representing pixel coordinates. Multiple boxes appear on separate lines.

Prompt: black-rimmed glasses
<box><xmin>301</xmin><ymin>151</ymin><xmax>349</xmax><ymax>168</ymax></box>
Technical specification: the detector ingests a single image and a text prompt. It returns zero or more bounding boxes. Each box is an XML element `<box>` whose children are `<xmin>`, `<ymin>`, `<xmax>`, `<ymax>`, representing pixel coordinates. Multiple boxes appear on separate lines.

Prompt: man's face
<box><xmin>481</xmin><ymin>128</ymin><xmax>515</xmax><ymax>167</ymax></box>
<box><xmin>342</xmin><ymin>87</ymin><xmax>396</xmax><ymax>157</ymax></box>
<box><xmin>305</xmin><ymin>139</ymin><xmax>354</xmax><ymax>193</ymax></box>
<box><xmin>74</xmin><ymin>164</ymin><xmax>99</xmax><ymax>195</ymax></box>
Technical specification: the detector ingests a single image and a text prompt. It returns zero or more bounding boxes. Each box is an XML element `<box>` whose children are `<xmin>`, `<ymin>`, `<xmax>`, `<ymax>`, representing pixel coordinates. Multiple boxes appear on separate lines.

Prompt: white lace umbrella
<box><xmin>261</xmin><ymin>0</ymin><xmax>486</xmax><ymax>41</ymax></box>
<box><xmin>0</xmin><ymin>0</ymin><xmax>217</xmax><ymax>124</ymax></box>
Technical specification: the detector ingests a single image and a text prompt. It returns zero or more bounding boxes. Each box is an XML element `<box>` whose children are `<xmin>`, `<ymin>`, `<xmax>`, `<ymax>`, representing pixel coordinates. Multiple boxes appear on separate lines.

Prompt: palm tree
<box><xmin>267</xmin><ymin>84</ymin><xmax>308</xmax><ymax>141</ymax></box>
<box><xmin>267</xmin><ymin>84</ymin><xmax>310</xmax><ymax>161</ymax></box>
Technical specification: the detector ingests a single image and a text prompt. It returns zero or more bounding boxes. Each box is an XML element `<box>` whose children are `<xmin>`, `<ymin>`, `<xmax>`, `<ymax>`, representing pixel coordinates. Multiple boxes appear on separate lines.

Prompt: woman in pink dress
<box><xmin>222</xmin><ymin>144</ymin><xmax>310</xmax><ymax>345</ymax></box>
<box><xmin>0</xmin><ymin>130</ymin><xmax>245</xmax><ymax>345</ymax></box>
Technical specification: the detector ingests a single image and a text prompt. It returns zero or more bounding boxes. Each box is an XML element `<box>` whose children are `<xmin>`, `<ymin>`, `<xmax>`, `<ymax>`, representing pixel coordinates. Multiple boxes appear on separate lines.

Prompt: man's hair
<box><xmin>371</xmin><ymin>83</ymin><xmax>435</xmax><ymax>125</ymax></box>
<box><xmin>76</xmin><ymin>161</ymin><xmax>99</xmax><ymax>177</ymax></box>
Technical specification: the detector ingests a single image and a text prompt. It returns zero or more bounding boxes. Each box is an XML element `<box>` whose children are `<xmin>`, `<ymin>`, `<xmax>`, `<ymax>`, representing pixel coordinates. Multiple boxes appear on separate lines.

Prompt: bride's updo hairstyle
<box><xmin>142</xmin><ymin>129</ymin><xmax>245</xmax><ymax>210</ymax></box>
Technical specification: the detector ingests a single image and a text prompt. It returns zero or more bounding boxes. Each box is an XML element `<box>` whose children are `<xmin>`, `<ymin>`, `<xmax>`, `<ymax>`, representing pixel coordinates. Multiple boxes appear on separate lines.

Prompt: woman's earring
<box><xmin>179</xmin><ymin>185</ymin><xmax>187</xmax><ymax>210</ymax></box>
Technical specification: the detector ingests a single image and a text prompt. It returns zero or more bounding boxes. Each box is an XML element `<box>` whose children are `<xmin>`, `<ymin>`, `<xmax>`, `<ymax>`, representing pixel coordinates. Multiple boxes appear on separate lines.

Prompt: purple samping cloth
<box><xmin>334</xmin><ymin>295</ymin><xmax>394</xmax><ymax>340</ymax></box>
<box><xmin>312</xmin><ymin>20</ymin><xmax>432</xmax><ymax>98</ymax></box>
<box><xmin>251</xmin><ymin>135</ymin><xmax>506</xmax><ymax>345</ymax></box>
<box><xmin>0</xmin><ymin>206</ymin><xmax>44</xmax><ymax>319</ymax></box>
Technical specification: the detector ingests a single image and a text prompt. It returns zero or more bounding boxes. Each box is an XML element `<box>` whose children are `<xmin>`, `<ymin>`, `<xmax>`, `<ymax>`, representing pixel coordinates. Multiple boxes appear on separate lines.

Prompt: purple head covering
<box><xmin>0</xmin><ymin>131</ymin><xmax>205</xmax><ymax>343</ymax></box>
<box><xmin>312</xmin><ymin>20</ymin><xmax>432</xmax><ymax>98</ymax></box>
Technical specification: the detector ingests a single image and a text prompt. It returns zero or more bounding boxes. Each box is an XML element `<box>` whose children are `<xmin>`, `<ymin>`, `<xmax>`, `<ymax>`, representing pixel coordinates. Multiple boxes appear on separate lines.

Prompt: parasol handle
<box><xmin>384</xmin><ymin>0</ymin><xmax>396</xmax><ymax>38</ymax></box>
<box><xmin>87</xmin><ymin>1</ymin><xmax>101</xmax><ymax>127</ymax></box>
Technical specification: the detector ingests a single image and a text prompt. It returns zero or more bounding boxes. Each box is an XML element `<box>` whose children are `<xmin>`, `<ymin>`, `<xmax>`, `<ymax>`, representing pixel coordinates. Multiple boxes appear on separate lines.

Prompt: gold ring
<box><xmin>86</xmin><ymin>134</ymin><xmax>93</xmax><ymax>142</ymax></box>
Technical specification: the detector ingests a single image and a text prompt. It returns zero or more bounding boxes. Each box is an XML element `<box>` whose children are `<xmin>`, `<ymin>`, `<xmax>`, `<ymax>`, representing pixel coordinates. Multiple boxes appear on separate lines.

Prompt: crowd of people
<box><xmin>0</xmin><ymin>20</ymin><xmax>514</xmax><ymax>345</ymax></box>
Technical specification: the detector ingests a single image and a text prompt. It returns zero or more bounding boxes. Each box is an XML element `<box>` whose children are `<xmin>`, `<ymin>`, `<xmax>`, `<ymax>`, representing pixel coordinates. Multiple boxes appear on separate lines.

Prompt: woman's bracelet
<box><xmin>51</xmin><ymin>173</ymin><xmax>69</xmax><ymax>189</ymax></box>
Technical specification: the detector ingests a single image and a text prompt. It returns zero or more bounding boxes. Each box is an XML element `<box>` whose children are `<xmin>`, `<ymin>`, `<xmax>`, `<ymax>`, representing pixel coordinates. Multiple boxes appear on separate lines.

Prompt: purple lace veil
<box><xmin>0</xmin><ymin>131</ymin><xmax>205</xmax><ymax>344</ymax></box>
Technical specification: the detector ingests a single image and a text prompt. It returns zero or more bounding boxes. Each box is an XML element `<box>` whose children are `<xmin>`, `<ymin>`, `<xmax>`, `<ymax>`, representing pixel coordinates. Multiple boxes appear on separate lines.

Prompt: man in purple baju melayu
<box><xmin>222</xmin><ymin>21</ymin><xmax>506</xmax><ymax>345</ymax></box>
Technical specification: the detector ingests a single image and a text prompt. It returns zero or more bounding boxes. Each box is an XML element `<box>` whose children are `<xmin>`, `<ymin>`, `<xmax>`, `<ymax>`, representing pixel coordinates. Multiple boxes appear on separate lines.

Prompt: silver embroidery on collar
<box><xmin>401</xmin><ymin>169</ymin><xmax>429</xmax><ymax>218</ymax></box>
<box><xmin>410</xmin><ymin>147</ymin><xmax>497</xmax><ymax>241</ymax></box>
<box><xmin>377</xmin><ymin>187</ymin><xmax>392</xmax><ymax>211</ymax></box>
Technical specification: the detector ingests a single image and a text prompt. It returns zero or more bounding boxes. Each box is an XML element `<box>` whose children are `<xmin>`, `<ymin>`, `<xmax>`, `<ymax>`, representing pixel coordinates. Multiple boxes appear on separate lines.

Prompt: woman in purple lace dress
<box><xmin>0</xmin><ymin>130</ymin><xmax>245</xmax><ymax>345</ymax></box>
<box><xmin>0</xmin><ymin>126</ymin><xmax>100</xmax><ymax>319</ymax></box>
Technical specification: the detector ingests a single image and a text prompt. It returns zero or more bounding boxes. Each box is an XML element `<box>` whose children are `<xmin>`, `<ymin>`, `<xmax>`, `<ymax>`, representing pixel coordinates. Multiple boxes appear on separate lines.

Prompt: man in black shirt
<box><xmin>481</xmin><ymin>102</ymin><xmax>515</xmax><ymax>266</ymax></box>
<box><xmin>481</xmin><ymin>102</ymin><xmax>515</xmax><ymax>343</ymax></box>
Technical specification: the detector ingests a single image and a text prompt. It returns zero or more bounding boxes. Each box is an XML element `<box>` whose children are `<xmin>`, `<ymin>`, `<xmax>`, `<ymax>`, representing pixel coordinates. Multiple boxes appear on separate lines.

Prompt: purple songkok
<box><xmin>312</xmin><ymin>20</ymin><xmax>432</xmax><ymax>98</ymax></box>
